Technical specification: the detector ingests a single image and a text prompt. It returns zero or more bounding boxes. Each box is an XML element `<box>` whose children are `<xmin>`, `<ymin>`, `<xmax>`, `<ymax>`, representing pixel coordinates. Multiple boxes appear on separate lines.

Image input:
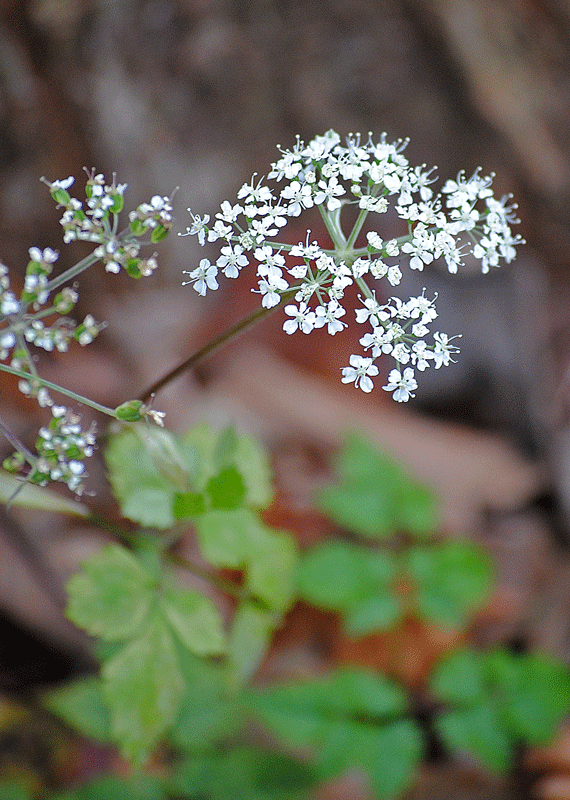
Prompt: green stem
<box><xmin>168</xmin><ymin>552</ymin><xmax>247</xmax><ymax>601</ymax></box>
<box><xmin>137</xmin><ymin>287</ymin><xmax>298</xmax><ymax>402</ymax></box>
<box><xmin>44</xmin><ymin>250</ymin><xmax>102</xmax><ymax>295</ymax></box>
<box><xmin>0</xmin><ymin>363</ymin><xmax>117</xmax><ymax>417</ymax></box>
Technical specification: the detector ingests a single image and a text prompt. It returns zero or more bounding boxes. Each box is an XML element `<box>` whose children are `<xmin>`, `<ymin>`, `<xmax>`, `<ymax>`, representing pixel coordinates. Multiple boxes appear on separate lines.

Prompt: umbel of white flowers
<box><xmin>181</xmin><ymin>129</ymin><xmax>523</xmax><ymax>402</ymax></box>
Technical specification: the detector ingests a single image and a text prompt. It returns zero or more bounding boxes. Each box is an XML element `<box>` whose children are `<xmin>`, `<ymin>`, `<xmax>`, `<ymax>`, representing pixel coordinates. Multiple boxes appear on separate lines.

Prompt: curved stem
<box><xmin>0</xmin><ymin>363</ymin><xmax>117</xmax><ymax>417</ymax></box>
<box><xmin>137</xmin><ymin>288</ymin><xmax>297</xmax><ymax>402</ymax></box>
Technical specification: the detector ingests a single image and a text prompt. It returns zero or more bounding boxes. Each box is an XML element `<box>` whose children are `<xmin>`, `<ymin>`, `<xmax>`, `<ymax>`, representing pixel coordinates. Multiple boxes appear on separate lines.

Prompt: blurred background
<box><xmin>1</xmin><ymin>0</ymin><xmax>570</xmax><ymax>797</ymax></box>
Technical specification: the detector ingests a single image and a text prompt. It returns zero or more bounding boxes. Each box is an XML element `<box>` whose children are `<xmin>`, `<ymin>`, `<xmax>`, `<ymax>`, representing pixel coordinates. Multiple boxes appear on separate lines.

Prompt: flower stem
<box><xmin>137</xmin><ymin>288</ymin><xmax>297</xmax><ymax>402</ymax></box>
<box><xmin>0</xmin><ymin>363</ymin><xmax>117</xmax><ymax>417</ymax></box>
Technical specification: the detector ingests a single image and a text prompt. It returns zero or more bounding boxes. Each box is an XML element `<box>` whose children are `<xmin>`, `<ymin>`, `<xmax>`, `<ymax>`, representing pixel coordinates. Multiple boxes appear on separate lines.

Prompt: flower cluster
<box><xmin>0</xmin><ymin>172</ymin><xmax>171</xmax><ymax>495</ymax></box>
<box><xmin>181</xmin><ymin>130</ymin><xmax>523</xmax><ymax>400</ymax></box>
<box><xmin>3</xmin><ymin>404</ymin><xmax>96</xmax><ymax>495</ymax></box>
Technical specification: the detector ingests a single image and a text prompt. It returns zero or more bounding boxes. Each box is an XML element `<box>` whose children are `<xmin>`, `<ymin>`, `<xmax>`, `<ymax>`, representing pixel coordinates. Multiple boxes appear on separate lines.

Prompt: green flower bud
<box><xmin>150</xmin><ymin>223</ymin><xmax>170</xmax><ymax>243</ymax></box>
<box><xmin>114</xmin><ymin>399</ymin><xmax>145</xmax><ymax>422</ymax></box>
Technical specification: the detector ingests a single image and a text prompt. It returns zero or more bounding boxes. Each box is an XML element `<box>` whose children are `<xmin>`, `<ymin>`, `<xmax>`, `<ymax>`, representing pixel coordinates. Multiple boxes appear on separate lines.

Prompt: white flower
<box><xmin>433</xmin><ymin>332</ymin><xmax>459</xmax><ymax>368</ymax></box>
<box><xmin>283</xmin><ymin>302</ymin><xmax>316</xmax><ymax>334</ymax></box>
<box><xmin>216</xmin><ymin>244</ymin><xmax>249</xmax><ymax>278</ymax></box>
<box><xmin>182</xmin><ymin>258</ymin><xmax>219</xmax><ymax>295</ymax></box>
<box><xmin>216</xmin><ymin>201</ymin><xmax>243</xmax><ymax>224</ymax></box>
<box><xmin>383</xmin><ymin>367</ymin><xmax>418</xmax><ymax>402</ymax></box>
<box><xmin>314</xmin><ymin>300</ymin><xmax>346</xmax><ymax>335</ymax></box>
<box><xmin>183</xmin><ymin>212</ymin><xmax>210</xmax><ymax>245</ymax></box>
<box><xmin>341</xmin><ymin>354</ymin><xmax>379</xmax><ymax>392</ymax></box>
<box><xmin>313</xmin><ymin>177</ymin><xmax>344</xmax><ymax>210</ymax></box>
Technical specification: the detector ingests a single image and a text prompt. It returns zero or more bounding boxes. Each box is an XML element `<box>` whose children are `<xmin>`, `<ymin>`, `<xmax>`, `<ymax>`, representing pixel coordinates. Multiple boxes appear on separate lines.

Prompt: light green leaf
<box><xmin>43</xmin><ymin>675</ymin><xmax>111</xmax><ymax>743</ymax></box>
<box><xmin>66</xmin><ymin>544</ymin><xmax>154</xmax><ymax>640</ymax></box>
<box><xmin>248</xmin><ymin>668</ymin><xmax>419</xmax><ymax>797</ymax></box>
<box><xmin>195</xmin><ymin>507</ymin><xmax>256</xmax><ymax>567</ymax></box>
<box><xmin>0</xmin><ymin>471</ymin><xmax>89</xmax><ymax>515</ymax></box>
<box><xmin>102</xmin><ymin>611</ymin><xmax>185</xmax><ymax>765</ymax></box>
<box><xmin>246</xmin><ymin>526</ymin><xmax>298</xmax><ymax>611</ymax></box>
<box><xmin>160</xmin><ymin>588</ymin><xmax>225</xmax><ymax>656</ymax></box>
<box><xmin>104</xmin><ymin>428</ymin><xmax>176</xmax><ymax>527</ymax></box>
<box><xmin>0</xmin><ymin>781</ymin><xmax>32</xmax><ymax>800</ymax></box>
<box><xmin>227</xmin><ymin>601</ymin><xmax>280</xmax><ymax>688</ymax></box>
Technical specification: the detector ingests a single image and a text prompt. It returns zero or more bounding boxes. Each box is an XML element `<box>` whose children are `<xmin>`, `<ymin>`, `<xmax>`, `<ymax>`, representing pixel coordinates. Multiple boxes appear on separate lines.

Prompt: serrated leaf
<box><xmin>102</xmin><ymin>612</ymin><xmax>184</xmax><ymax>764</ymax></box>
<box><xmin>172</xmin><ymin>649</ymin><xmax>238</xmax><ymax>750</ymax></box>
<box><xmin>43</xmin><ymin>675</ymin><xmax>111</xmax><ymax>743</ymax></box>
<box><xmin>435</xmin><ymin>702</ymin><xmax>513</xmax><ymax>772</ymax></box>
<box><xmin>0</xmin><ymin>471</ymin><xmax>89</xmax><ymax>515</ymax></box>
<box><xmin>246</xmin><ymin>526</ymin><xmax>298</xmax><ymax>611</ymax></box>
<box><xmin>195</xmin><ymin>507</ymin><xmax>254</xmax><ymax>567</ymax></box>
<box><xmin>430</xmin><ymin>647</ymin><xmax>486</xmax><ymax>706</ymax></box>
<box><xmin>181</xmin><ymin>424</ymin><xmax>273</xmax><ymax>508</ymax></box>
<box><xmin>206</xmin><ymin>466</ymin><xmax>246</xmax><ymax>510</ymax></box>
<box><xmin>160</xmin><ymin>588</ymin><xmax>225</xmax><ymax>656</ymax></box>
<box><xmin>227</xmin><ymin>601</ymin><xmax>280</xmax><ymax>687</ymax></box>
<box><xmin>104</xmin><ymin>428</ymin><xmax>176</xmax><ymax>527</ymax></box>
<box><xmin>66</xmin><ymin>544</ymin><xmax>154</xmax><ymax>640</ymax></box>
<box><xmin>406</xmin><ymin>541</ymin><xmax>493</xmax><ymax>627</ymax></box>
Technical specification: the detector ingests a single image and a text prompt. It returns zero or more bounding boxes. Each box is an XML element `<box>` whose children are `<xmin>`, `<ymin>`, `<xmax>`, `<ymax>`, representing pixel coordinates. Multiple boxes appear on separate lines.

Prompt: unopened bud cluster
<box><xmin>0</xmin><ymin>172</ymin><xmax>171</xmax><ymax>494</ymax></box>
<box><xmin>182</xmin><ymin>129</ymin><xmax>523</xmax><ymax>400</ymax></box>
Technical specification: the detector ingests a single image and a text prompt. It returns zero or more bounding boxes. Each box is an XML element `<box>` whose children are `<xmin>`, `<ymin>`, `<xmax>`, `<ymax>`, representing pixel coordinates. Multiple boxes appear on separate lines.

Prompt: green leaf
<box><xmin>357</xmin><ymin>719</ymin><xmax>423</xmax><ymax>800</ymax></box>
<box><xmin>102</xmin><ymin>611</ymin><xmax>185</xmax><ymax>764</ymax></box>
<box><xmin>249</xmin><ymin>667</ymin><xmax>409</xmax><ymax>746</ymax></box>
<box><xmin>52</xmin><ymin>774</ymin><xmax>166</xmax><ymax>800</ymax></box>
<box><xmin>172</xmin><ymin>490</ymin><xmax>206</xmax><ymax>518</ymax></box>
<box><xmin>0</xmin><ymin>471</ymin><xmax>89</xmax><ymax>515</ymax></box>
<box><xmin>318</xmin><ymin>434</ymin><xmax>437</xmax><ymax>540</ymax></box>
<box><xmin>345</xmin><ymin>593</ymin><xmax>401</xmax><ymax>637</ymax></box>
<box><xmin>486</xmin><ymin>649</ymin><xmax>570</xmax><ymax>744</ymax></box>
<box><xmin>66</xmin><ymin>545</ymin><xmax>155</xmax><ymax>640</ymax></box>
<box><xmin>406</xmin><ymin>541</ymin><xmax>493</xmax><ymax>627</ymax></box>
<box><xmin>248</xmin><ymin>668</ymin><xmax>420</xmax><ymax>798</ymax></box>
<box><xmin>206</xmin><ymin>466</ymin><xmax>246</xmax><ymax>509</ymax></box>
<box><xmin>429</xmin><ymin>648</ymin><xmax>486</xmax><ymax>706</ymax></box>
<box><xmin>0</xmin><ymin>781</ymin><xmax>32</xmax><ymax>800</ymax></box>
<box><xmin>172</xmin><ymin>649</ymin><xmax>238</xmax><ymax>750</ymax></box>
<box><xmin>227</xmin><ymin>601</ymin><xmax>280</xmax><ymax>687</ymax></box>
<box><xmin>43</xmin><ymin>675</ymin><xmax>112</xmax><ymax>743</ymax></box>
<box><xmin>181</xmin><ymin>424</ymin><xmax>273</xmax><ymax>508</ymax></box>
<box><xmin>297</xmin><ymin>540</ymin><xmax>369</xmax><ymax>609</ymax></box>
<box><xmin>105</xmin><ymin>428</ymin><xmax>177</xmax><ymax>527</ymax></box>
<box><xmin>170</xmin><ymin>747</ymin><xmax>315</xmax><ymax>800</ymax></box>
<box><xmin>160</xmin><ymin>588</ymin><xmax>225</xmax><ymax>656</ymax></box>
<box><xmin>195</xmin><ymin>507</ymin><xmax>254</xmax><ymax>567</ymax></box>
<box><xmin>435</xmin><ymin>702</ymin><xmax>513</xmax><ymax>773</ymax></box>
<box><xmin>246</xmin><ymin>526</ymin><xmax>298</xmax><ymax>611</ymax></box>
<box><xmin>297</xmin><ymin>542</ymin><xmax>400</xmax><ymax>635</ymax></box>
